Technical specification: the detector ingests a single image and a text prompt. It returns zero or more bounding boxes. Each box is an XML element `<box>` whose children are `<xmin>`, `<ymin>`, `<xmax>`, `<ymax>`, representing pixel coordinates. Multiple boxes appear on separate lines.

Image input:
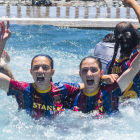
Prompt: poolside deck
<box><xmin>0</xmin><ymin>6</ymin><xmax>140</xmax><ymax>28</ymax></box>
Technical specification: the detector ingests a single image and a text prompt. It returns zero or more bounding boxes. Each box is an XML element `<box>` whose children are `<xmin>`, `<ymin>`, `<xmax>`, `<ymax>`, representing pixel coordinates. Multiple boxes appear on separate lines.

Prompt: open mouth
<box><xmin>37</xmin><ymin>76</ymin><xmax>45</xmax><ymax>83</ymax></box>
<box><xmin>87</xmin><ymin>79</ymin><xmax>94</xmax><ymax>86</ymax></box>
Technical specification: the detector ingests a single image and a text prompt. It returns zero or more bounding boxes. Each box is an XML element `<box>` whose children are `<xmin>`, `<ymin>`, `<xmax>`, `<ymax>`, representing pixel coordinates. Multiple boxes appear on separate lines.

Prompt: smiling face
<box><xmin>30</xmin><ymin>56</ymin><xmax>55</xmax><ymax>90</ymax></box>
<box><xmin>79</xmin><ymin>58</ymin><xmax>103</xmax><ymax>94</ymax></box>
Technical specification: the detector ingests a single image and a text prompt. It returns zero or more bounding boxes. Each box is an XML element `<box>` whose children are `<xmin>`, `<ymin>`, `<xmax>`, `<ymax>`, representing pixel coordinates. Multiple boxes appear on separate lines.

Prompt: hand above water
<box><xmin>122</xmin><ymin>0</ymin><xmax>140</xmax><ymax>24</ymax></box>
<box><xmin>0</xmin><ymin>21</ymin><xmax>11</xmax><ymax>43</ymax></box>
<box><xmin>2</xmin><ymin>50</ymin><xmax>10</xmax><ymax>62</ymax></box>
<box><xmin>0</xmin><ymin>21</ymin><xmax>11</xmax><ymax>58</ymax></box>
<box><xmin>102</xmin><ymin>74</ymin><xmax>119</xmax><ymax>84</ymax></box>
<box><xmin>122</xmin><ymin>0</ymin><xmax>137</xmax><ymax>7</ymax></box>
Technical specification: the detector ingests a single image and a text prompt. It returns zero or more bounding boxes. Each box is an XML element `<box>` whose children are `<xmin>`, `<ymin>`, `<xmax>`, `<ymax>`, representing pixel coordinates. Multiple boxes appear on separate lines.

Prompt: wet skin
<box><xmin>79</xmin><ymin>58</ymin><xmax>103</xmax><ymax>94</ymax></box>
<box><xmin>0</xmin><ymin>58</ymin><xmax>15</xmax><ymax>79</ymax></box>
<box><xmin>30</xmin><ymin>56</ymin><xmax>55</xmax><ymax>91</ymax></box>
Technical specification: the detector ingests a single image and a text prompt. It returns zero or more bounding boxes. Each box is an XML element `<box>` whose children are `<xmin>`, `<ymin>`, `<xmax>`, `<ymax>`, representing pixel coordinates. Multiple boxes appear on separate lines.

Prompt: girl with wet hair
<box><xmin>107</xmin><ymin>21</ymin><xmax>136</xmax><ymax>74</ymax></box>
<box><xmin>107</xmin><ymin>28</ymin><xmax>140</xmax><ymax>75</ymax></box>
<box><xmin>64</xmin><ymin>51</ymin><xmax>140</xmax><ymax>116</ymax></box>
<box><xmin>65</xmin><ymin>56</ymin><xmax>122</xmax><ymax>115</ymax></box>
<box><xmin>114</xmin><ymin>22</ymin><xmax>134</xmax><ymax>40</ymax></box>
<box><xmin>107</xmin><ymin>28</ymin><xmax>140</xmax><ymax>100</ymax></box>
<box><xmin>93</xmin><ymin>22</ymin><xmax>136</xmax><ymax>75</ymax></box>
<box><xmin>31</xmin><ymin>54</ymin><xmax>54</xmax><ymax>82</ymax></box>
<box><xmin>0</xmin><ymin>53</ymin><xmax>84</xmax><ymax>120</ymax></box>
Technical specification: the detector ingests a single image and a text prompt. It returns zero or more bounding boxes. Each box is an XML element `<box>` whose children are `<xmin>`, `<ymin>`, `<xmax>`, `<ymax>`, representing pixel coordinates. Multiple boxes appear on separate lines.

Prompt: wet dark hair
<box><xmin>102</xmin><ymin>33</ymin><xmax>115</xmax><ymax>43</ymax></box>
<box><xmin>114</xmin><ymin>22</ymin><xmax>134</xmax><ymax>40</ymax></box>
<box><xmin>79</xmin><ymin>56</ymin><xmax>102</xmax><ymax>70</ymax></box>
<box><xmin>107</xmin><ymin>22</ymin><xmax>135</xmax><ymax>74</ymax></box>
<box><xmin>31</xmin><ymin>54</ymin><xmax>54</xmax><ymax>82</ymax></box>
<box><xmin>107</xmin><ymin>28</ymin><xmax>140</xmax><ymax>74</ymax></box>
<box><xmin>119</xmin><ymin>28</ymin><xmax>140</xmax><ymax>55</ymax></box>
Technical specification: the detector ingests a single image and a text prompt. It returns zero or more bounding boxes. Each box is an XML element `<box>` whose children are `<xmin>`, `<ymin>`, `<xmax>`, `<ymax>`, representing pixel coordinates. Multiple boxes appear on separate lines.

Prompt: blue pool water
<box><xmin>1</xmin><ymin>24</ymin><xmax>140</xmax><ymax>139</ymax></box>
<box><xmin>8</xmin><ymin>24</ymin><xmax>110</xmax><ymax>83</ymax></box>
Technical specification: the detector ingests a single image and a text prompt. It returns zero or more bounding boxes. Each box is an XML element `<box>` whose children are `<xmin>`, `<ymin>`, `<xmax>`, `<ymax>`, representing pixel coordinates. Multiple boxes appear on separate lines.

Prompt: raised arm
<box><xmin>0</xmin><ymin>21</ymin><xmax>15</xmax><ymax>80</ymax></box>
<box><xmin>122</xmin><ymin>0</ymin><xmax>140</xmax><ymax>24</ymax></box>
<box><xmin>2</xmin><ymin>50</ymin><xmax>10</xmax><ymax>62</ymax></box>
<box><xmin>117</xmin><ymin>50</ymin><xmax>140</xmax><ymax>92</ymax></box>
<box><xmin>79</xmin><ymin>74</ymin><xmax>119</xmax><ymax>89</ymax></box>
<box><xmin>0</xmin><ymin>21</ymin><xmax>11</xmax><ymax>58</ymax></box>
<box><xmin>101</xmin><ymin>74</ymin><xmax>119</xmax><ymax>84</ymax></box>
<box><xmin>0</xmin><ymin>72</ymin><xmax>10</xmax><ymax>92</ymax></box>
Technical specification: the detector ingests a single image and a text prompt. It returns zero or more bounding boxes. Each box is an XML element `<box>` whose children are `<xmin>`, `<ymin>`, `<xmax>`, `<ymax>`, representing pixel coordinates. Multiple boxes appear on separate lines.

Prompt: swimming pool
<box><xmin>1</xmin><ymin>24</ymin><xmax>140</xmax><ymax>139</ymax></box>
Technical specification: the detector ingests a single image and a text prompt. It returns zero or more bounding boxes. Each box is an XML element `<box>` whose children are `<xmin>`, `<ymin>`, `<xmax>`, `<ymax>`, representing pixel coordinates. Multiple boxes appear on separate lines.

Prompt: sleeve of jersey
<box><xmin>101</xmin><ymin>81</ymin><xmax>122</xmax><ymax>99</ymax></box>
<box><xmin>63</xmin><ymin>82</ymin><xmax>80</xmax><ymax>96</ymax></box>
<box><xmin>130</xmin><ymin>50</ymin><xmax>139</xmax><ymax>63</ymax></box>
<box><xmin>62</xmin><ymin>82</ymin><xmax>80</xmax><ymax>109</ymax></box>
<box><xmin>7</xmin><ymin>79</ymin><xmax>29</xmax><ymax>96</ymax></box>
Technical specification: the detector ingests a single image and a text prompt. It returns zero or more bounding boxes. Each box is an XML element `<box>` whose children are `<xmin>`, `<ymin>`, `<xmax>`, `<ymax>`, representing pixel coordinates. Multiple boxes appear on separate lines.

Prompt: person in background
<box><xmin>108</xmin><ymin>28</ymin><xmax>140</xmax><ymax>101</ymax></box>
<box><xmin>93</xmin><ymin>22</ymin><xmax>137</xmax><ymax>75</ymax></box>
<box><xmin>107</xmin><ymin>28</ymin><xmax>139</xmax><ymax>76</ymax></box>
<box><xmin>93</xmin><ymin>33</ymin><xmax>120</xmax><ymax>74</ymax></box>
<box><xmin>94</xmin><ymin>0</ymin><xmax>140</xmax><ymax>75</ymax></box>
<box><xmin>107</xmin><ymin>0</ymin><xmax>140</xmax><ymax>75</ymax></box>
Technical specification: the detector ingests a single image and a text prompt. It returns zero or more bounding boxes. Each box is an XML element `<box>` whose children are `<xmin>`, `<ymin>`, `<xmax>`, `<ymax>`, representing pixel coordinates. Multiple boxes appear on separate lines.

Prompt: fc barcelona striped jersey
<box><xmin>107</xmin><ymin>49</ymin><xmax>140</xmax><ymax>100</ymax></box>
<box><xmin>107</xmin><ymin>57</ymin><xmax>130</xmax><ymax>76</ymax></box>
<box><xmin>8</xmin><ymin>79</ymin><xmax>80</xmax><ymax>120</ymax></box>
<box><xmin>64</xmin><ymin>81</ymin><xmax>122</xmax><ymax>115</ymax></box>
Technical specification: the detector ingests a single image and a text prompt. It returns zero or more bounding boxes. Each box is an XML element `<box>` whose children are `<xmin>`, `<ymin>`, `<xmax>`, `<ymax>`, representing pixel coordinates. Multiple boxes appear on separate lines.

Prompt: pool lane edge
<box><xmin>0</xmin><ymin>18</ymin><xmax>140</xmax><ymax>28</ymax></box>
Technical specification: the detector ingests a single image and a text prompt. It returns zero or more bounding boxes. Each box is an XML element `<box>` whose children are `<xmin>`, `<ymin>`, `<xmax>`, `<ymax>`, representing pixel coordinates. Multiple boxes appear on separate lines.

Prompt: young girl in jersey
<box><xmin>107</xmin><ymin>27</ymin><xmax>140</xmax><ymax>101</ymax></box>
<box><xmin>64</xmin><ymin>30</ymin><xmax>140</xmax><ymax>116</ymax></box>
<box><xmin>107</xmin><ymin>28</ymin><xmax>139</xmax><ymax>76</ymax></box>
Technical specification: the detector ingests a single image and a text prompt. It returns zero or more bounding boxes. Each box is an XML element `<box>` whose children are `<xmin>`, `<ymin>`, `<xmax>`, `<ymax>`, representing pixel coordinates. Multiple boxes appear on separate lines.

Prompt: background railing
<box><xmin>0</xmin><ymin>0</ymin><xmax>140</xmax><ymax>7</ymax></box>
<box><xmin>0</xmin><ymin>0</ymin><xmax>123</xmax><ymax>6</ymax></box>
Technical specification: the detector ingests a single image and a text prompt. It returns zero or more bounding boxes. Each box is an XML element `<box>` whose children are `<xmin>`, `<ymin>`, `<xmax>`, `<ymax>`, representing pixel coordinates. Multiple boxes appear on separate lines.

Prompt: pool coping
<box><xmin>0</xmin><ymin>17</ymin><xmax>140</xmax><ymax>28</ymax></box>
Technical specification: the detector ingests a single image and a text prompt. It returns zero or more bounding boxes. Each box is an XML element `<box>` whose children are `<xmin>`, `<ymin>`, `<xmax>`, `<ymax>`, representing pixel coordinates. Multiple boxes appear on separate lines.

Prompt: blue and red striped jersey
<box><xmin>107</xmin><ymin>49</ymin><xmax>140</xmax><ymax>100</ymax></box>
<box><xmin>64</xmin><ymin>81</ymin><xmax>121</xmax><ymax>116</ymax></box>
<box><xmin>8</xmin><ymin>79</ymin><xmax>80</xmax><ymax>120</ymax></box>
<box><xmin>107</xmin><ymin>57</ymin><xmax>130</xmax><ymax>76</ymax></box>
